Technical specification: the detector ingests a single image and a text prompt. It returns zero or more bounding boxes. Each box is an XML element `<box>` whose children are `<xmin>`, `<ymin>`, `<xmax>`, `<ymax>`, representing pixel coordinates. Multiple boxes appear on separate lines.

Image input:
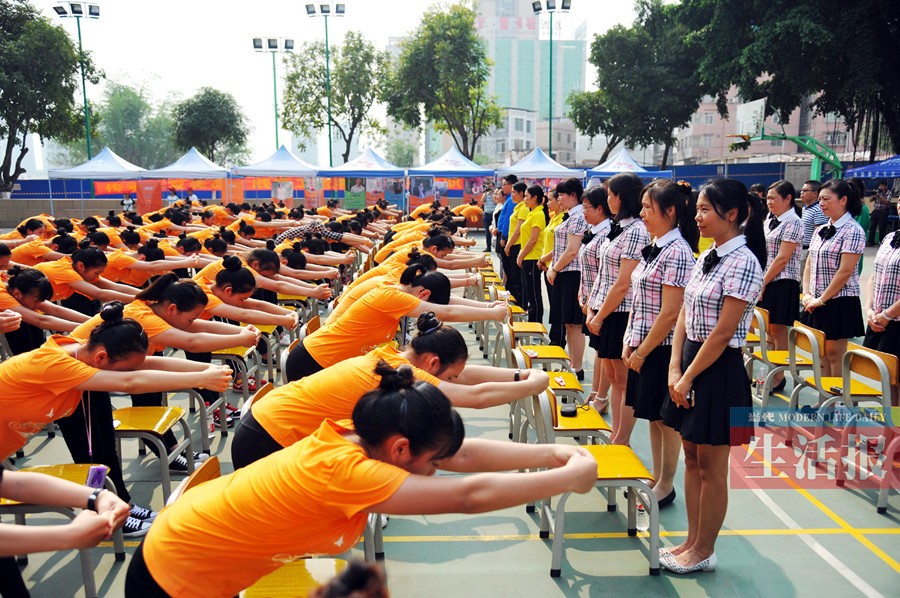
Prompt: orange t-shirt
<box><xmin>96</xmin><ymin>227</ymin><xmax>124</xmax><ymax>246</ymax></box>
<box><xmin>253</xmin><ymin>345</ymin><xmax>441</xmax><ymax>447</ymax></box>
<box><xmin>0</xmin><ymin>335</ymin><xmax>98</xmax><ymax>460</ymax></box>
<box><xmin>374</xmin><ymin>230</ymin><xmax>425</xmax><ymax>264</ymax></box>
<box><xmin>208</xmin><ymin>206</ymin><xmax>233</xmax><ymax>226</ymax></box>
<box><xmin>101</xmin><ymin>250</ymin><xmax>138</xmax><ymax>282</ymax></box>
<box><xmin>196</xmin><ymin>280</ymin><xmax>225</xmax><ymax>319</ymax></box>
<box><xmin>138</xmin><ymin>218</ymin><xmax>173</xmax><ymax>236</ymax></box>
<box><xmin>304</xmin><ymin>285</ymin><xmax>420</xmax><ymax>368</ymax></box>
<box><xmin>10</xmin><ymin>239</ymin><xmax>52</xmax><ymax>267</ymax></box>
<box><xmin>0</xmin><ymin>285</ymin><xmax>21</xmax><ymax>310</ymax></box>
<box><xmin>156</xmin><ymin>240</ymin><xmax>182</xmax><ymax>257</ymax></box>
<box><xmin>187</xmin><ymin>228</ymin><xmax>217</xmax><ymax>244</ymax></box>
<box><xmin>33</xmin><ymin>257</ymin><xmax>83</xmax><ymax>301</ymax></box>
<box><xmin>325</xmin><ymin>274</ymin><xmax>389</xmax><ymax>326</ymax></box>
<box><xmin>142</xmin><ymin>418</ymin><xmax>409</xmax><ymax>596</ymax></box>
<box><xmin>71</xmin><ymin>300</ymin><xmax>172</xmax><ymax>355</ymax></box>
<box><xmin>193</xmin><ymin>258</ymin><xmax>259</xmax><ymax>286</ymax></box>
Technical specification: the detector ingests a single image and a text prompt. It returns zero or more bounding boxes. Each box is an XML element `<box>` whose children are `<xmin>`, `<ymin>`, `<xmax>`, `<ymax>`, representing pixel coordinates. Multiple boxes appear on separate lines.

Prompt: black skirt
<box><xmin>550</xmin><ymin>270</ymin><xmax>585</xmax><ymax>326</ymax></box>
<box><xmin>863</xmin><ymin>320</ymin><xmax>900</xmax><ymax>359</ymax></box>
<box><xmin>799</xmin><ymin>295</ymin><xmax>865</xmax><ymax>341</ymax></box>
<box><xmin>661</xmin><ymin>340</ymin><xmax>754</xmax><ymax>446</ymax></box>
<box><xmin>590</xmin><ymin>311</ymin><xmax>629</xmax><ymax>358</ymax></box>
<box><xmin>625</xmin><ymin>344</ymin><xmax>672</xmax><ymax>422</ymax></box>
<box><xmin>758</xmin><ymin>278</ymin><xmax>800</xmax><ymax>326</ymax></box>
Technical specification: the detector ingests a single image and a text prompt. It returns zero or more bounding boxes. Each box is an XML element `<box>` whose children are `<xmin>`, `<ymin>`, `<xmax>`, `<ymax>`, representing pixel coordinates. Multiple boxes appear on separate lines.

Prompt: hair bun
<box><xmin>146</xmin><ymin>238</ymin><xmax>160</xmax><ymax>248</ymax></box>
<box><xmin>374</xmin><ymin>361</ymin><xmax>415</xmax><ymax>392</ymax></box>
<box><xmin>222</xmin><ymin>255</ymin><xmax>243</xmax><ymax>271</ymax></box>
<box><xmin>99</xmin><ymin>301</ymin><xmax>125</xmax><ymax>322</ymax></box>
<box><xmin>266</xmin><ymin>239</ymin><xmax>276</xmax><ymax>250</ymax></box>
<box><xmin>7</xmin><ymin>265</ymin><xmax>23</xmax><ymax>278</ymax></box>
<box><xmin>77</xmin><ymin>239</ymin><xmax>92</xmax><ymax>250</ymax></box>
<box><xmin>415</xmin><ymin>311</ymin><xmax>442</xmax><ymax>336</ymax></box>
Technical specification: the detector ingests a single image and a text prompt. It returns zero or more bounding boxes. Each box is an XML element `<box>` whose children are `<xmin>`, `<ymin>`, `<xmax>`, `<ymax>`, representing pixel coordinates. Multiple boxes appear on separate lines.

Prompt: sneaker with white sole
<box><xmin>213</xmin><ymin>411</ymin><xmax>234</xmax><ymax>429</ymax></box>
<box><xmin>122</xmin><ymin>516</ymin><xmax>152</xmax><ymax>538</ymax></box>
<box><xmin>224</xmin><ymin>402</ymin><xmax>241</xmax><ymax>418</ymax></box>
<box><xmin>130</xmin><ymin>504</ymin><xmax>158</xmax><ymax>522</ymax></box>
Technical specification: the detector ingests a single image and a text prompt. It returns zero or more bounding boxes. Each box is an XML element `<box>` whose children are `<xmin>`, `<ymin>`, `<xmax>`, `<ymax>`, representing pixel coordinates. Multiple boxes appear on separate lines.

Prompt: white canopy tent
<box><xmin>408</xmin><ymin>146</ymin><xmax>494</xmax><ymax>178</ymax></box>
<box><xmin>142</xmin><ymin>147</ymin><xmax>230</xmax><ymax>179</ymax></box>
<box><xmin>496</xmin><ymin>148</ymin><xmax>585</xmax><ymax>179</ymax></box>
<box><xmin>46</xmin><ymin>146</ymin><xmax>146</xmax><ymax>217</ymax></box>
<box><xmin>232</xmin><ymin>145</ymin><xmax>318</xmax><ymax>177</ymax></box>
<box><xmin>586</xmin><ymin>146</ymin><xmax>673</xmax><ymax>179</ymax></box>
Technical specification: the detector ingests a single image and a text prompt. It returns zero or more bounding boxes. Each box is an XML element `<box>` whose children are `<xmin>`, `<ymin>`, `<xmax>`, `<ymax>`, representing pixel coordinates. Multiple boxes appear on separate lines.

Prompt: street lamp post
<box><xmin>306</xmin><ymin>2</ymin><xmax>345</xmax><ymax>167</ymax></box>
<box><xmin>532</xmin><ymin>0</ymin><xmax>571</xmax><ymax>161</ymax></box>
<box><xmin>253</xmin><ymin>37</ymin><xmax>294</xmax><ymax>149</ymax></box>
<box><xmin>53</xmin><ymin>2</ymin><xmax>100</xmax><ymax>160</ymax></box>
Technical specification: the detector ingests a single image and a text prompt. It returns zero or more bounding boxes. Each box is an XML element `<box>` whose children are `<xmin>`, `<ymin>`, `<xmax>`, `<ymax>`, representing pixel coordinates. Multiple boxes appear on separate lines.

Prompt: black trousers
<box><xmin>230</xmin><ymin>411</ymin><xmax>284</xmax><ymax>469</ymax></box>
<box><xmin>504</xmin><ymin>244</ymin><xmax>523</xmax><ymax>309</ymax></box>
<box><xmin>124</xmin><ymin>542</ymin><xmax>171</xmax><ymax>598</ymax></box>
<box><xmin>56</xmin><ymin>391</ymin><xmax>131</xmax><ymax>503</ymax></box>
<box><xmin>183</xmin><ymin>350</ymin><xmax>221</xmax><ymax>408</ymax></box>
<box><xmin>4</xmin><ymin>321</ymin><xmax>44</xmax><ymax>356</ymax></box>
<box><xmin>521</xmin><ymin>259</ymin><xmax>543</xmax><ymax>323</ymax></box>
<box><xmin>869</xmin><ymin>208</ymin><xmax>890</xmax><ymax>244</ymax></box>
<box><xmin>284</xmin><ymin>340</ymin><xmax>325</xmax><ymax>382</ymax></box>
<box><xmin>61</xmin><ymin>292</ymin><xmax>100</xmax><ymax>317</ymax></box>
<box><xmin>0</xmin><ymin>555</ymin><xmax>30</xmax><ymax>597</ymax></box>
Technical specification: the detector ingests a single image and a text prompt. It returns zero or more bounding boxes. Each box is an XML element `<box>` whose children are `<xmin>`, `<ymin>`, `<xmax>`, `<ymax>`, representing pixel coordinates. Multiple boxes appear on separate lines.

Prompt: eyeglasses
<box><xmin>800</xmin><ymin>188</ymin><xmax>814</xmax><ymax>193</ymax></box>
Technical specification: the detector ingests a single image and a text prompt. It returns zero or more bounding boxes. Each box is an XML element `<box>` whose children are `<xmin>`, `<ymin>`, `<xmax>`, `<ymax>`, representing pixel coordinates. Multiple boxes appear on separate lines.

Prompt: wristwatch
<box><xmin>86</xmin><ymin>488</ymin><xmax>104</xmax><ymax>512</ymax></box>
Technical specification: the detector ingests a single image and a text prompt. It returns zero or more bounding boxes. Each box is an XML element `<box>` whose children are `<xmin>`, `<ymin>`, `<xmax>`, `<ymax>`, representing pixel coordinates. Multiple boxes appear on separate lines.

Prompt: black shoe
<box><xmin>575</xmin><ymin>369</ymin><xmax>584</xmax><ymax>381</ymax></box>
<box><xmin>658</xmin><ymin>489</ymin><xmax>677</xmax><ymax>508</ymax></box>
<box><xmin>770</xmin><ymin>378</ymin><xmax>787</xmax><ymax>394</ymax></box>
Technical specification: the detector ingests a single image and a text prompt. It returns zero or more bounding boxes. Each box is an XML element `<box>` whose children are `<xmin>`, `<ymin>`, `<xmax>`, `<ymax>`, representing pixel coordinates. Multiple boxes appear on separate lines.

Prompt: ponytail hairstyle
<box><xmin>225</xmin><ymin>203</ymin><xmax>242</xmax><ymax>216</ymax></box>
<box><xmin>17</xmin><ymin>218</ymin><xmax>45</xmax><ymax>237</ymax></box>
<box><xmin>281</xmin><ymin>249</ymin><xmax>307</xmax><ymax>270</ymax></box>
<box><xmin>238</xmin><ymin>221</ymin><xmax>256</xmax><ymax>238</ymax></box>
<box><xmin>50</xmin><ymin>231</ymin><xmax>78</xmax><ymax>254</ymax></box>
<box><xmin>86</xmin><ymin>301</ymin><xmax>149</xmax><ymax>362</ymax></box>
<box><xmin>643</xmin><ymin>180</ymin><xmax>699</xmax><ymax>252</ymax></box>
<box><xmin>399</xmin><ymin>264</ymin><xmax>451</xmax><ymax>305</ymax></box>
<box><xmin>214</xmin><ymin>255</ymin><xmax>256</xmax><ymax>294</ymax></box>
<box><xmin>175</xmin><ymin>236</ymin><xmax>202</xmax><ymax>253</ymax></box>
<box><xmin>845</xmin><ymin>178</ymin><xmax>867</xmax><ymax>216</ymax></box>
<box><xmin>405</xmin><ymin>251</ymin><xmax>438</xmax><ymax>272</ymax></box>
<box><xmin>71</xmin><ymin>246</ymin><xmax>108</xmax><ymax>270</ymax></box>
<box><xmin>422</xmin><ymin>234</ymin><xmax>455</xmax><ymax>253</ymax></box>
<box><xmin>217</xmin><ymin>227</ymin><xmax>237</xmax><ymax>245</ymax></box>
<box><xmin>246</xmin><ymin>248</ymin><xmax>281</xmax><ymax>274</ymax></box>
<box><xmin>353</xmin><ymin>361</ymin><xmax>464</xmax><ymax>461</ymax></box>
<box><xmin>86</xmin><ymin>230</ymin><xmax>110</xmax><ymax>249</ymax></box>
<box><xmin>749</xmin><ymin>183</ymin><xmax>767</xmax><ymax>197</ymax></box>
<box><xmin>700</xmin><ymin>178</ymin><xmax>767</xmax><ymax>268</ymax></box>
<box><xmin>527</xmin><ymin>185</ymin><xmax>550</xmax><ymax>223</ymax></box>
<box><xmin>409</xmin><ymin>312</ymin><xmax>469</xmax><ymax>373</ymax></box>
<box><xmin>125</xmin><ymin>212</ymin><xmax>144</xmax><ymax>226</ymax></box>
<box><xmin>819</xmin><ymin>179</ymin><xmax>862</xmax><ymax>217</ymax></box>
<box><xmin>135</xmin><ymin>273</ymin><xmax>208</xmax><ymax>312</ymax></box>
<box><xmin>167</xmin><ymin>210</ymin><xmax>190</xmax><ymax>226</ymax></box>
<box><xmin>137</xmin><ymin>238</ymin><xmax>165</xmax><ymax>262</ymax></box>
<box><xmin>204</xmin><ymin>236</ymin><xmax>228</xmax><ymax>256</ymax></box>
<box><xmin>265</xmin><ymin>239</ymin><xmax>276</xmax><ymax>251</ymax></box>
<box><xmin>607</xmin><ymin>172</ymin><xmax>644</xmax><ymax>220</ymax></box>
<box><xmin>120</xmin><ymin>227</ymin><xmax>141</xmax><ymax>248</ymax></box>
<box><xmin>6</xmin><ymin>266</ymin><xmax>53</xmax><ymax>303</ymax></box>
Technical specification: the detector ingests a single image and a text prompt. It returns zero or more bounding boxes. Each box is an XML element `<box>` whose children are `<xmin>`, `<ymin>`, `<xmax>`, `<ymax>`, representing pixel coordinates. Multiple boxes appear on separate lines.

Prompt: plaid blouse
<box><xmin>588</xmin><ymin>218</ymin><xmax>649</xmax><ymax>313</ymax></box>
<box><xmin>807</xmin><ymin>212</ymin><xmax>865</xmax><ymax>299</ymax></box>
<box><xmin>684</xmin><ymin>236</ymin><xmax>763</xmax><ymax>348</ymax></box>
<box><xmin>765</xmin><ymin>211</ymin><xmax>804</xmax><ymax>282</ymax></box>
<box><xmin>870</xmin><ymin>232</ymin><xmax>900</xmax><ymax>318</ymax></box>
<box><xmin>578</xmin><ymin>219</ymin><xmax>611</xmax><ymax>302</ymax></box>
<box><xmin>625</xmin><ymin>229</ymin><xmax>695</xmax><ymax>347</ymax></box>
<box><xmin>551</xmin><ymin>204</ymin><xmax>590</xmax><ymax>273</ymax></box>
<box><xmin>275</xmin><ymin>221</ymin><xmax>343</xmax><ymax>245</ymax></box>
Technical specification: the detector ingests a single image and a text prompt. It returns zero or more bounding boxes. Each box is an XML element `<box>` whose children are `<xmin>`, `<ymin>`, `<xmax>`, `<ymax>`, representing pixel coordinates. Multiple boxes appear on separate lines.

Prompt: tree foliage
<box><xmin>681</xmin><ymin>0</ymin><xmax>900</xmax><ymax>155</ymax></box>
<box><xmin>282</xmin><ymin>31</ymin><xmax>389</xmax><ymax>165</ymax></box>
<box><xmin>384</xmin><ymin>135</ymin><xmax>417</xmax><ymax>168</ymax></box>
<box><xmin>172</xmin><ymin>86</ymin><xmax>249</xmax><ymax>165</ymax></box>
<box><xmin>0</xmin><ymin>0</ymin><xmax>99</xmax><ymax>192</ymax></box>
<box><xmin>568</xmin><ymin>0</ymin><xmax>703</xmax><ymax>167</ymax></box>
<box><xmin>384</xmin><ymin>2</ymin><xmax>501</xmax><ymax>160</ymax></box>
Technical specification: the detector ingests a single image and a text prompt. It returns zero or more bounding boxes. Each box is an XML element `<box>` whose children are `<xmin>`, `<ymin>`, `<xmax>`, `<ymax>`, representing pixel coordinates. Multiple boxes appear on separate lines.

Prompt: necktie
<box><xmin>891</xmin><ymin>233</ymin><xmax>900</xmax><ymax>249</ymax></box>
<box><xmin>607</xmin><ymin>221</ymin><xmax>623</xmax><ymax>241</ymax></box>
<box><xmin>818</xmin><ymin>225</ymin><xmax>836</xmax><ymax>240</ymax></box>
<box><xmin>701</xmin><ymin>250</ymin><xmax>720</xmax><ymax>274</ymax></box>
<box><xmin>768</xmin><ymin>217</ymin><xmax>779</xmax><ymax>231</ymax></box>
<box><xmin>641</xmin><ymin>243</ymin><xmax>662</xmax><ymax>263</ymax></box>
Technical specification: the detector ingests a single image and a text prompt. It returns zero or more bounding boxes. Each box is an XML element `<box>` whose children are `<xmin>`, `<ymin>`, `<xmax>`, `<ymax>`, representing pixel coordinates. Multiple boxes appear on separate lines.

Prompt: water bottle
<box><xmin>636</xmin><ymin>504</ymin><xmax>649</xmax><ymax>532</ymax></box>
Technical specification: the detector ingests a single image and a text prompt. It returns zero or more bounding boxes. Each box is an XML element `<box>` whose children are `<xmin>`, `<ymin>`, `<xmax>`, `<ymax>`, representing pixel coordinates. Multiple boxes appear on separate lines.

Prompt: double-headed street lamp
<box><xmin>53</xmin><ymin>2</ymin><xmax>100</xmax><ymax>160</ymax></box>
<box><xmin>253</xmin><ymin>37</ymin><xmax>294</xmax><ymax>149</ymax></box>
<box><xmin>305</xmin><ymin>2</ymin><xmax>345</xmax><ymax>167</ymax></box>
<box><xmin>532</xmin><ymin>0</ymin><xmax>571</xmax><ymax>160</ymax></box>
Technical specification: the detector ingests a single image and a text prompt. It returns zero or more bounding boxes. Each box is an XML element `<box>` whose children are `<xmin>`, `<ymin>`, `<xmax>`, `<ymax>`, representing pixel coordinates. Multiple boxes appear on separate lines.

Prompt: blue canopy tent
<box><xmin>496</xmin><ymin>147</ymin><xmax>585</xmax><ymax>179</ymax></box>
<box><xmin>586</xmin><ymin>146</ymin><xmax>673</xmax><ymax>180</ymax></box>
<box><xmin>845</xmin><ymin>155</ymin><xmax>900</xmax><ymax>178</ymax></box>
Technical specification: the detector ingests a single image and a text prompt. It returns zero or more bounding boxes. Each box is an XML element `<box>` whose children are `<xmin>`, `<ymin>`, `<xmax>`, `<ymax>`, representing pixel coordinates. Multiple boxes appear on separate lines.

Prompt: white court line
<box><xmin>751</xmin><ymin>487</ymin><xmax>884</xmax><ymax>598</ymax></box>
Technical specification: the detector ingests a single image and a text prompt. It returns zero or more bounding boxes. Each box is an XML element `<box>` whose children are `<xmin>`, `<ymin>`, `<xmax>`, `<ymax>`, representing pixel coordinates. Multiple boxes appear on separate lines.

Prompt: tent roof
<box><xmin>47</xmin><ymin>146</ymin><xmax>146</xmax><ymax>180</ymax></box>
<box><xmin>232</xmin><ymin>145</ymin><xmax>318</xmax><ymax>177</ymax></box>
<box><xmin>317</xmin><ymin>148</ymin><xmax>405</xmax><ymax>178</ymax></box>
<box><xmin>496</xmin><ymin>147</ymin><xmax>585</xmax><ymax>178</ymax></box>
<box><xmin>408</xmin><ymin>146</ymin><xmax>494</xmax><ymax>178</ymax></box>
<box><xmin>845</xmin><ymin>155</ymin><xmax>900</xmax><ymax>178</ymax></box>
<box><xmin>586</xmin><ymin>146</ymin><xmax>673</xmax><ymax>179</ymax></box>
<box><xmin>142</xmin><ymin>147</ymin><xmax>229</xmax><ymax>179</ymax></box>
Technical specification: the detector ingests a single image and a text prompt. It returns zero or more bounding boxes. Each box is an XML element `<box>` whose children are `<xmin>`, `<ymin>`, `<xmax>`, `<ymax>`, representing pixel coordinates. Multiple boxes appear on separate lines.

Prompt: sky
<box><xmin>38</xmin><ymin>0</ymin><xmax>637</xmax><ymax>167</ymax></box>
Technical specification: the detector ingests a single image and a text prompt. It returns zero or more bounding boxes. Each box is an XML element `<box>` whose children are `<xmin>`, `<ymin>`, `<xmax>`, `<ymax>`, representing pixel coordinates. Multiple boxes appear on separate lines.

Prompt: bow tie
<box><xmin>818</xmin><ymin>225</ymin><xmax>837</xmax><ymax>240</ymax></box>
<box><xmin>701</xmin><ymin>250</ymin><xmax>720</xmax><ymax>274</ymax></box>
<box><xmin>581</xmin><ymin>231</ymin><xmax>596</xmax><ymax>245</ymax></box>
<box><xmin>607</xmin><ymin>221</ymin><xmax>623</xmax><ymax>241</ymax></box>
<box><xmin>562</xmin><ymin>212</ymin><xmax>570</xmax><ymax>221</ymax></box>
<box><xmin>891</xmin><ymin>233</ymin><xmax>900</xmax><ymax>249</ymax></box>
<box><xmin>641</xmin><ymin>243</ymin><xmax>662</xmax><ymax>263</ymax></box>
<box><xmin>768</xmin><ymin>217</ymin><xmax>780</xmax><ymax>231</ymax></box>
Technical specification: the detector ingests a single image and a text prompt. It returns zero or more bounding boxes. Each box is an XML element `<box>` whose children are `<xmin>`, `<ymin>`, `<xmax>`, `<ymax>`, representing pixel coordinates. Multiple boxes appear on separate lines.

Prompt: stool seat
<box><xmin>513</xmin><ymin>322</ymin><xmax>548</xmax><ymax>335</ymax></box>
<box><xmin>521</xmin><ymin>345</ymin><xmax>569</xmax><ymax>360</ymax></box>
<box><xmin>213</xmin><ymin>345</ymin><xmax>257</xmax><ymax>359</ymax></box>
<box><xmin>114</xmin><ymin>406</ymin><xmax>185</xmax><ymax>435</ymax></box>
<box><xmin>753</xmin><ymin>349</ymin><xmax>812</xmax><ymax>367</ymax></box>
<box><xmin>548</xmin><ymin>371</ymin><xmax>582</xmax><ymax>393</ymax></box>
<box><xmin>587</xmin><ymin>444</ymin><xmax>653</xmax><ymax>480</ymax></box>
<box><xmin>556</xmin><ymin>405</ymin><xmax>611</xmax><ymax>433</ymax></box>
<box><xmin>243</xmin><ymin>322</ymin><xmax>278</xmax><ymax>334</ymax></box>
<box><xmin>807</xmin><ymin>376</ymin><xmax>882</xmax><ymax>396</ymax></box>
<box><xmin>276</xmin><ymin>293</ymin><xmax>308</xmax><ymax>301</ymax></box>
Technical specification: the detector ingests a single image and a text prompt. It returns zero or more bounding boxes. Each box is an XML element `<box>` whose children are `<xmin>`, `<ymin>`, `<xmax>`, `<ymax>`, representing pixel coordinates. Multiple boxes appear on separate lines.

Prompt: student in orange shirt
<box><xmin>1</xmin><ymin>304</ymin><xmax>232</xmax><ymax>538</ymax></box>
<box><xmin>125</xmin><ymin>364</ymin><xmax>597</xmax><ymax>598</ymax></box>
<box><xmin>285</xmin><ymin>264</ymin><xmax>506</xmax><ymax>381</ymax></box>
<box><xmin>0</xmin><ymin>266</ymin><xmax>89</xmax><ymax>354</ymax></box>
<box><xmin>233</xmin><ymin>312</ymin><xmax>549</xmax><ymax>467</ymax></box>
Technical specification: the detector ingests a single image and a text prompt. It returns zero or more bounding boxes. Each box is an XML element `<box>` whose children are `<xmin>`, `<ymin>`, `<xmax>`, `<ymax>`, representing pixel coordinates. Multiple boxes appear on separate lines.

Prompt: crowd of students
<box><xmin>1</xmin><ymin>173</ymin><xmax>897</xmax><ymax>593</ymax></box>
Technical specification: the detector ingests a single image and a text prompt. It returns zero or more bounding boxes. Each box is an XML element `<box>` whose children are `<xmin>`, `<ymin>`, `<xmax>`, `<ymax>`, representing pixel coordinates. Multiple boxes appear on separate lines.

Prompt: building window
<box><xmin>514</xmin><ymin>139</ymin><xmax>524</xmax><ymax>151</ymax></box>
<box><xmin>825</xmin><ymin>132</ymin><xmax>847</xmax><ymax>146</ymax></box>
<box><xmin>526</xmin><ymin>121</ymin><xmax>532</xmax><ymax>133</ymax></box>
<box><xmin>770</xmin><ymin>139</ymin><xmax>783</xmax><ymax>147</ymax></box>
<box><xmin>525</xmin><ymin>140</ymin><xmax>532</xmax><ymax>150</ymax></box>
<box><xmin>557</xmin><ymin>132</ymin><xmax>562</xmax><ymax>142</ymax></box>
<box><xmin>703</xmin><ymin>112</ymin><xmax>715</xmax><ymax>125</ymax></box>
<box><xmin>825</xmin><ymin>112</ymin><xmax>841</xmax><ymax>123</ymax></box>
<box><xmin>701</xmin><ymin>134</ymin><xmax>713</xmax><ymax>148</ymax></box>
<box><xmin>692</xmin><ymin>113</ymin><xmax>701</xmax><ymax>125</ymax></box>
<box><xmin>567</xmin><ymin>133</ymin><xmax>572</xmax><ymax>144</ymax></box>
<box><xmin>514</xmin><ymin>118</ymin><xmax>524</xmax><ymax>132</ymax></box>
<box><xmin>497</xmin><ymin>140</ymin><xmax>506</xmax><ymax>153</ymax></box>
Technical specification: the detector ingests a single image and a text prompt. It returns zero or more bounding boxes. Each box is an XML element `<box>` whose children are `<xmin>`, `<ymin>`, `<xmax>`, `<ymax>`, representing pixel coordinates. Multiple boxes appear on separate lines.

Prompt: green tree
<box><xmin>0</xmin><ymin>0</ymin><xmax>99</xmax><ymax>194</ymax></box>
<box><xmin>568</xmin><ymin>0</ymin><xmax>703</xmax><ymax>168</ymax></box>
<box><xmin>384</xmin><ymin>136</ymin><xmax>417</xmax><ymax>168</ymax></box>
<box><xmin>282</xmin><ymin>31</ymin><xmax>389</xmax><ymax>165</ymax></box>
<box><xmin>384</xmin><ymin>2</ymin><xmax>501</xmax><ymax>160</ymax></box>
<box><xmin>681</xmin><ymin>0</ymin><xmax>900</xmax><ymax>157</ymax></box>
<box><xmin>172</xmin><ymin>87</ymin><xmax>249</xmax><ymax>165</ymax></box>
